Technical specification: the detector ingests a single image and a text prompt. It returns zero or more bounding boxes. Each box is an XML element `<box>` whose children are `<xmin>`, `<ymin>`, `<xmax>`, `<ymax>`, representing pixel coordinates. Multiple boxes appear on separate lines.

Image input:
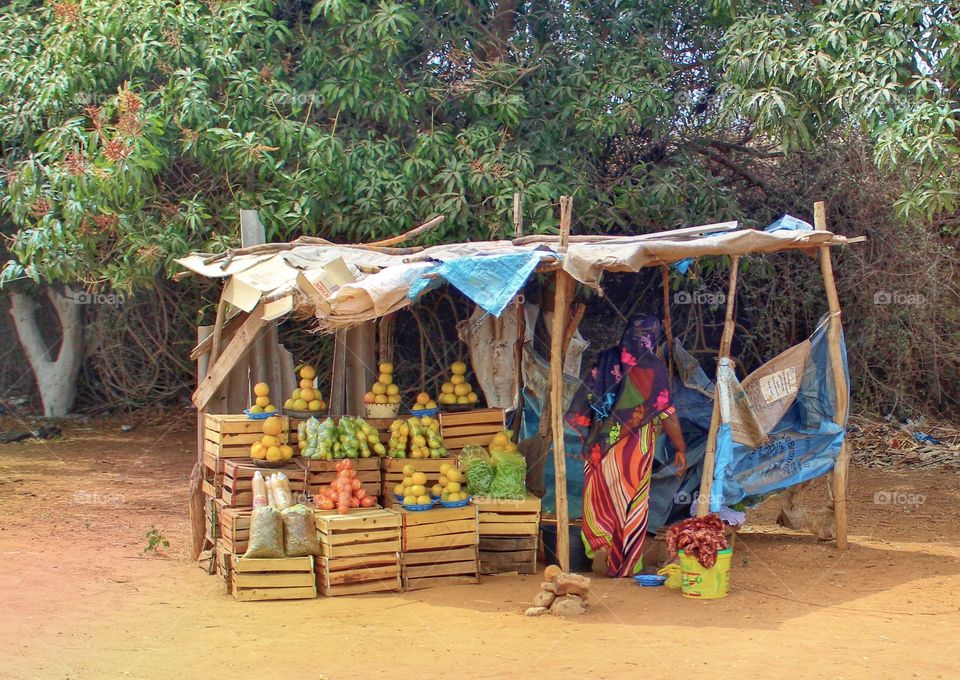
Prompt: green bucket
<box><xmin>678</xmin><ymin>548</ymin><xmax>732</xmax><ymax>599</ymax></box>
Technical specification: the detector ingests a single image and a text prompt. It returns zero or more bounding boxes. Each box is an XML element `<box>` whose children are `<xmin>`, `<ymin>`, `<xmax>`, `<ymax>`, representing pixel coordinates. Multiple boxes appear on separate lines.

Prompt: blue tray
<box><xmin>439</xmin><ymin>496</ymin><xmax>472</xmax><ymax>508</ymax></box>
<box><xmin>634</xmin><ymin>574</ymin><xmax>667</xmax><ymax>587</ymax></box>
<box><xmin>243</xmin><ymin>408</ymin><xmax>275</xmax><ymax>420</ymax></box>
<box><xmin>410</xmin><ymin>407</ymin><xmax>440</xmax><ymax>417</ymax></box>
<box><xmin>402</xmin><ymin>502</ymin><xmax>435</xmax><ymax>512</ymax></box>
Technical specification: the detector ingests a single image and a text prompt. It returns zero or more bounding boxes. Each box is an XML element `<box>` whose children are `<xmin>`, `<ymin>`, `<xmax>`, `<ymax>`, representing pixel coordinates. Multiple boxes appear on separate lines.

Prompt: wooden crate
<box><xmin>299</xmin><ymin>457</ymin><xmax>381</xmax><ymax>498</ymax></box>
<box><xmin>381</xmin><ymin>457</ymin><xmax>457</xmax><ymax>498</ymax></box>
<box><xmin>221</xmin><ymin>459</ymin><xmax>306</xmax><ymax>508</ymax></box>
<box><xmin>218</xmin><ymin>503</ymin><xmax>253</xmax><ymax>555</ymax></box>
<box><xmin>314</xmin><ymin>508</ymin><xmax>402</xmax><ymax>596</ymax></box>
<box><xmin>202</xmin><ymin>414</ymin><xmax>299</xmax><ymax>487</ymax></box>
<box><xmin>230</xmin><ymin>556</ymin><xmax>317</xmax><ymax>601</ymax></box>
<box><xmin>479</xmin><ymin>535</ymin><xmax>538</xmax><ymax>575</ymax></box>
<box><xmin>397</xmin><ymin>505</ymin><xmax>479</xmax><ymax>590</ymax></box>
<box><xmin>438</xmin><ymin>408</ymin><xmax>505</xmax><ymax>452</ymax></box>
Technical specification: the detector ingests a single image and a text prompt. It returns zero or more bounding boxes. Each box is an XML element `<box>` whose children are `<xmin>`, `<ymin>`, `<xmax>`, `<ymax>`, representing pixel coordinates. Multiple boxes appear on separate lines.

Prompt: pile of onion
<box><xmin>314</xmin><ymin>459</ymin><xmax>376</xmax><ymax>513</ymax></box>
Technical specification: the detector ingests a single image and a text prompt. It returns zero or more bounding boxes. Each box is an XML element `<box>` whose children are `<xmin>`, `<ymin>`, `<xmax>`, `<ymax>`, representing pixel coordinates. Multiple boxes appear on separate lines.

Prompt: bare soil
<box><xmin>0</xmin><ymin>415</ymin><xmax>958</xmax><ymax>679</ymax></box>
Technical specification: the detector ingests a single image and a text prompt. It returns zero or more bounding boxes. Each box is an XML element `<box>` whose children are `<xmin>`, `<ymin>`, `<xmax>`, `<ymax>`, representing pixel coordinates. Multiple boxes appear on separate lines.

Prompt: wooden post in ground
<box><xmin>190</xmin><ymin>325</ymin><xmax>213</xmax><ymax>561</ymax></box>
<box><xmin>513</xmin><ymin>193</ymin><xmax>526</xmax><ymax>435</ymax></box>
<box><xmin>661</xmin><ymin>265</ymin><xmax>674</xmax><ymax>378</ymax></box>
<box><xmin>549</xmin><ymin>195</ymin><xmax>574</xmax><ymax>572</ymax></box>
<box><xmin>815</xmin><ymin>201</ymin><xmax>851</xmax><ymax>550</ymax></box>
<box><xmin>696</xmin><ymin>255</ymin><xmax>740</xmax><ymax>517</ymax></box>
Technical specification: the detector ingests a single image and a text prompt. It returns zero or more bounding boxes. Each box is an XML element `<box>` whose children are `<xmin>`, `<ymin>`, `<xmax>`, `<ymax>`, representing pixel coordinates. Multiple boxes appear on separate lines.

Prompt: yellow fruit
<box><xmin>387</xmin><ymin>394</ymin><xmax>401</xmax><ymax>404</ymax></box>
<box><xmin>456</xmin><ymin>396</ymin><xmax>470</xmax><ymax>404</ymax></box>
<box><xmin>454</xmin><ymin>383</ymin><xmax>470</xmax><ymax>396</ymax></box>
<box><xmin>440</xmin><ymin>463</ymin><xmax>451</xmax><ymax>475</ymax></box>
<box><xmin>280</xmin><ymin>444</ymin><xmax>294</xmax><ymax>459</ymax></box>
<box><xmin>451</xmin><ymin>361</ymin><xmax>467</xmax><ymax>375</ymax></box>
<box><xmin>372</xmin><ymin>382</ymin><xmax>387</xmax><ymax>395</ymax></box>
<box><xmin>438</xmin><ymin>475</ymin><xmax>449</xmax><ymax>487</ymax></box>
<box><xmin>412</xmin><ymin>403</ymin><xmax>424</xmax><ymax>411</ymax></box>
<box><xmin>394</xmin><ymin>484</ymin><xmax>406</xmax><ymax>496</ymax></box>
<box><xmin>299</xmin><ymin>365</ymin><xmax>316</xmax><ymax>380</ymax></box>
<box><xmin>402</xmin><ymin>476</ymin><xmax>414</xmax><ymax>488</ymax></box>
<box><xmin>402</xmin><ymin>464</ymin><xmax>416</xmax><ymax>476</ymax></box>
<box><xmin>266</xmin><ymin>446</ymin><xmax>283</xmax><ymax>462</ymax></box>
<box><xmin>262</xmin><ymin>416</ymin><xmax>283</xmax><ymax>437</ymax></box>
<box><xmin>292</xmin><ymin>388</ymin><xmax>302</xmax><ymax>400</ymax></box>
<box><xmin>412</xmin><ymin>435</ymin><xmax>426</xmax><ymax>447</ymax></box>
<box><xmin>299</xmin><ymin>388</ymin><xmax>315</xmax><ymax>402</ymax></box>
<box><xmin>451</xmin><ymin>374</ymin><xmax>465</xmax><ymax>385</ymax></box>
<box><xmin>386</xmin><ymin>383</ymin><xmax>400</xmax><ymax>396</ymax></box>
<box><xmin>431</xmin><ymin>484</ymin><xmax>443</xmax><ymax>496</ymax></box>
<box><xmin>426</xmin><ymin>400</ymin><xmax>438</xmax><ymax>410</ymax></box>
<box><xmin>403</xmin><ymin>495</ymin><xmax>417</xmax><ymax>505</ymax></box>
<box><xmin>448</xmin><ymin>492</ymin><xmax>460</xmax><ymax>502</ymax></box>
<box><xmin>379</xmin><ymin>362</ymin><xmax>394</xmax><ymax>375</ymax></box>
<box><xmin>293</xmin><ymin>398</ymin><xmax>308</xmax><ymax>410</ymax></box>
<box><xmin>299</xmin><ymin>378</ymin><xmax>313</xmax><ymax>389</ymax></box>
<box><xmin>250</xmin><ymin>442</ymin><xmax>264</xmax><ymax>458</ymax></box>
<box><xmin>261</xmin><ymin>434</ymin><xmax>279</xmax><ymax>447</ymax></box>
<box><xmin>505</xmin><ymin>441</ymin><xmax>519</xmax><ymax>453</ymax></box>
<box><xmin>440</xmin><ymin>382</ymin><xmax>454</xmax><ymax>394</ymax></box>
<box><xmin>411</xmin><ymin>472</ymin><xmax>427</xmax><ymax>486</ymax></box>
<box><xmin>410</xmin><ymin>484</ymin><xmax>426</xmax><ymax>497</ymax></box>
<box><xmin>284</xmin><ymin>398</ymin><xmax>295</xmax><ymax>409</ymax></box>
<box><xmin>447</xmin><ymin>468</ymin><xmax>462</xmax><ymax>483</ymax></box>
<box><xmin>308</xmin><ymin>399</ymin><xmax>323</xmax><ymax>411</ymax></box>
<box><xmin>249</xmin><ymin>405</ymin><xmax>264</xmax><ymax>414</ymax></box>
<box><xmin>446</xmin><ymin>481</ymin><xmax>461</xmax><ymax>493</ymax></box>
<box><xmin>439</xmin><ymin>393</ymin><xmax>456</xmax><ymax>405</ymax></box>
<box><xmin>379</xmin><ymin>373</ymin><xmax>393</xmax><ymax>386</ymax></box>
<box><xmin>255</xmin><ymin>395</ymin><xmax>270</xmax><ymax>408</ymax></box>
<box><xmin>416</xmin><ymin>392</ymin><xmax>430</xmax><ymax>405</ymax></box>
<box><xmin>264</xmin><ymin>404</ymin><xmax>277</xmax><ymax>413</ymax></box>
<box><xmin>491</xmin><ymin>432</ymin><xmax>510</xmax><ymax>447</ymax></box>
<box><xmin>253</xmin><ymin>382</ymin><xmax>270</xmax><ymax>397</ymax></box>
<box><xmin>467</xmin><ymin>392</ymin><xmax>479</xmax><ymax>404</ymax></box>
<box><xmin>374</xmin><ymin>394</ymin><xmax>388</xmax><ymax>404</ymax></box>
<box><xmin>416</xmin><ymin>495</ymin><xmax>431</xmax><ymax>505</ymax></box>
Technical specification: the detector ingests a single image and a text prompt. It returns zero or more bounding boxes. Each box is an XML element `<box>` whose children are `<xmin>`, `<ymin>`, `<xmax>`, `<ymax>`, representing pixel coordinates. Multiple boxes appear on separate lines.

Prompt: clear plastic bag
<box><xmin>461</xmin><ymin>445</ymin><xmax>494</xmax><ymax>496</ymax></box>
<box><xmin>243</xmin><ymin>506</ymin><xmax>284</xmax><ymax>558</ymax></box>
<box><xmin>489</xmin><ymin>450</ymin><xmax>527</xmax><ymax>499</ymax></box>
<box><xmin>272</xmin><ymin>472</ymin><xmax>293</xmax><ymax>510</ymax></box>
<box><xmin>282</xmin><ymin>504</ymin><xmax>321</xmax><ymax>556</ymax></box>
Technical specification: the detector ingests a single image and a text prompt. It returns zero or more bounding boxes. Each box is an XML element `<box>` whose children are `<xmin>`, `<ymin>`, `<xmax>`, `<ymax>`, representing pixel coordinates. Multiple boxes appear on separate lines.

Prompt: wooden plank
<box><xmin>478</xmin><ymin>522</ymin><xmax>538</xmax><ymax>535</ymax></box>
<box><xmin>403</xmin><ymin>574</ymin><xmax>478</xmax><ymax>590</ymax></box>
<box><xmin>405</xmin><ymin>560</ymin><xmax>478</xmax><ymax>579</ymax></box>
<box><xmin>193</xmin><ymin>303</ymin><xmax>269</xmax><ymax>410</ymax></box>
<box><xmin>321</xmin><ymin>529</ymin><xmax>401</xmax><ymax>547</ymax></box>
<box><xmin>233</xmin><ymin>586</ymin><xmax>316</xmax><ymax>602</ymax></box>
<box><xmin>440</xmin><ymin>424</ymin><xmax>503</xmax><ymax>437</ymax></box>
<box><xmin>320</xmin><ymin>578</ymin><xmax>401</xmax><ymax>596</ymax></box>
<box><xmin>403</xmin><ymin>519</ymin><xmax>478</xmax><ymax>540</ymax></box>
<box><xmin>474</xmin><ymin>496</ymin><xmax>541</xmax><ymax>513</ymax></box>
<box><xmin>320</xmin><ymin>539</ymin><xmax>400</xmax><ymax>558</ymax></box>
<box><xmin>234</xmin><ymin>556</ymin><xmax>313</xmax><ymax>573</ymax></box>
<box><xmin>478</xmin><ymin>512</ymin><xmax>538</xmax><ymax>524</ymax></box>
<box><xmin>397</xmin><ymin>505</ymin><xmax>476</xmax><ymax>525</ymax></box>
<box><xmin>315</xmin><ymin>508</ymin><xmax>401</xmax><ymax>532</ymax></box>
<box><xmin>401</xmin><ymin>546</ymin><xmax>478</xmax><ymax>565</ymax></box>
<box><xmin>323</xmin><ymin>554</ymin><xmax>400</xmax><ymax>571</ymax></box>
<box><xmin>404</xmin><ymin>532</ymin><xmax>476</xmax><ymax>551</ymax></box>
<box><xmin>234</xmin><ymin>571</ymin><xmax>315</xmax><ymax>588</ymax></box>
<box><xmin>479</xmin><ymin>536</ymin><xmax>537</xmax><ymax>551</ymax></box>
<box><xmin>439</xmin><ymin>408</ymin><xmax>505</xmax><ymax>427</ymax></box>
<box><xmin>326</xmin><ymin>564</ymin><xmax>399</xmax><ymax>586</ymax></box>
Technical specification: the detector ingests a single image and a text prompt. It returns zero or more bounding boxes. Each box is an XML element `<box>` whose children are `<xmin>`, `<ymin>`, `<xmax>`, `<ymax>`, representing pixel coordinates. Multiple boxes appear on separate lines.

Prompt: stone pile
<box><xmin>525</xmin><ymin>566</ymin><xmax>591</xmax><ymax>617</ymax></box>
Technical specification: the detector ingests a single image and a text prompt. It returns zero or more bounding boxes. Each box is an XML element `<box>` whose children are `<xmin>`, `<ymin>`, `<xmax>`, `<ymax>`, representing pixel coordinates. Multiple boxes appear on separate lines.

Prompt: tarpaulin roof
<box><xmin>176</xmin><ymin>221</ymin><xmax>859</xmax><ymax>330</ymax></box>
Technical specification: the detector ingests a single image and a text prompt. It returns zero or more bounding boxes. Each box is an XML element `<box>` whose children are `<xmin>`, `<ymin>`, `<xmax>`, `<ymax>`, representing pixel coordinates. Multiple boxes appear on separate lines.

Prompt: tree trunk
<box><xmin>8</xmin><ymin>286</ymin><xmax>84</xmax><ymax>417</ymax></box>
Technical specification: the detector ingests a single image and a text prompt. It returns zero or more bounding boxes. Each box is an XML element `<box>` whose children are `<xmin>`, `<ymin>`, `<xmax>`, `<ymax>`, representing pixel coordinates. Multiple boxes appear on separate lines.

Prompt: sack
<box><xmin>243</xmin><ymin>506</ymin><xmax>284</xmax><ymax>558</ymax></box>
<box><xmin>489</xmin><ymin>450</ymin><xmax>527</xmax><ymax>500</ymax></box>
<box><xmin>282</xmin><ymin>504</ymin><xmax>321</xmax><ymax>557</ymax></box>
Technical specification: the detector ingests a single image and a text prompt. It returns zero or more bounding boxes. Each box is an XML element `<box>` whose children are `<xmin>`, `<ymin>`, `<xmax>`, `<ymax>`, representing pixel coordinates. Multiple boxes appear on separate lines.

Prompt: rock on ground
<box><xmin>550</xmin><ymin>594</ymin><xmax>587</xmax><ymax>617</ymax></box>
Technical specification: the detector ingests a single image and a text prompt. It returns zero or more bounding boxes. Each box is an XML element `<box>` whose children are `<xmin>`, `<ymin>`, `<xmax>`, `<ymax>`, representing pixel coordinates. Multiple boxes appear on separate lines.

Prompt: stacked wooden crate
<box><xmin>475</xmin><ymin>496</ymin><xmax>541</xmax><ymax>575</ymax></box>
<box><xmin>229</xmin><ymin>556</ymin><xmax>317</xmax><ymax>601</ymax></box>
<box><xmin>398</xmin><ymin>505</ymin><xmax>479</xmax><ymax>590</ymax></box>
<box><xmin>220</xmin><ymin>459</ymin><xmax>306</xmax><ymax>508</ymax></box>
<box><xmin>314</xmin><ymin>508</ymin><xmax>402</xmax><ymax>596</ymax></box>
<box><xmin>201</xmin><ymin>415</ymin><xmax>298</xmax><ymax>492</ymax></box>
<box><xmin>437</xmin><ymin>408</ymin><xmax>505</xmax><ymax>454</ymax></box>
<box><xmin>216</xmin><ymin>503</ymin><xmax>253</xmax><ymax>579</ymax></box>
<box><xmin>380</xmin><ymin>457</ymin><xmax>456</xmax><ymax>500</ymax></box>
<box><xmin>300</xmin><ymin>457</ymin><xmax>381</xmax><ymax>499</ymax></box>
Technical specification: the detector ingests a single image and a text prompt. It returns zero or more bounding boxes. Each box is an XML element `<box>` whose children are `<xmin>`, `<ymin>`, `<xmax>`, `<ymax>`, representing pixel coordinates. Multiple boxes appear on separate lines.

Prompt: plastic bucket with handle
<box><xmin>657</xmin><ymin>563</ymin><xmax>682</xmax><ymax>589</ymax></box>
<box><xmin>678</xmin><ymin>548</ymin><xmax>732</xmax><ymax>599</ymax></box>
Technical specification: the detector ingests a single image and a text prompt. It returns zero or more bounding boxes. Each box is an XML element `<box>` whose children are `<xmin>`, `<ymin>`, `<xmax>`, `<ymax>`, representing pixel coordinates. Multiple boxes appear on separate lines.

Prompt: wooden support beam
<box><xmin>190</xmin><ymin>325</ymin><xmax>213</xmax><ymax>561</ymax></box>
<box><xmin>191</xmin><ymin>303</ymin><xmax>268</xmax><ymax>410</ymax></box>
<box><xmin>815</xmin><ymin>201</ymin><xmax>851</xmax><ymax>550</ymax></box>
<box><xmin>661</xmin><ymin>265</ymin><xmax>674</xmax><ymax>378</ymax></box>
<box><xmin>549</xmin><ymin>195</ymin><xmax>574</xmax><ymax>572</ymax></box>
<box><xmin>208</xmin><ymin>296</ymin><xmax>228</xmax><ymax>367</ymax></box>
<box><xmin>696</xmin><ymin>255</ymin><xmax>740</xmax><ymax>517</ymax></box>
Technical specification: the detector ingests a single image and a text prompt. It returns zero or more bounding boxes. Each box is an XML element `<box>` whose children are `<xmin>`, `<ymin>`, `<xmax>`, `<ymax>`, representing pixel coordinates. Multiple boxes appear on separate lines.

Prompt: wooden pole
<box><xmin>661</xmin><ymin>265</ymin><xmax>674</xmax><ymax>379</ymax></box>
<box><xmin>550</xmin><ymin>196</ymin><xmax>574</xmax><ymax>572</ymax></box>
<box><xmin>815</xmin><ymin>201</ymin><xmax>851</xmax><ymax>550</ymax></box>
<box><xmin>190</xmin><ymin>325</ymin><xmax>213</xmax><ymax>561</ymax></box>
<box><xmin>513</xmin><ymin>193</ymin><xmax>526</xmax><ymax>434</ymax></box>
<box><xmin>696</xmin><ymin>255</ymin><xmax>740</xmax><ymax>517</ymax></box>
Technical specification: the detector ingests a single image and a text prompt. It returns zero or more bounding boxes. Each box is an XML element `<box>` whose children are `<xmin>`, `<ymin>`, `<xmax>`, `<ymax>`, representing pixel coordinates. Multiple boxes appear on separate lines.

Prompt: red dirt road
<box><xmin>0</xmin><ymin>416</ymin><xmax>958</xmax><ymax>679</ymax></box>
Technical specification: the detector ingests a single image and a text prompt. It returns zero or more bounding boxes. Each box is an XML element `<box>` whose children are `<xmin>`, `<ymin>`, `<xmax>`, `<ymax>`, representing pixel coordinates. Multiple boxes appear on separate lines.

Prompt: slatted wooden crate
<box><xmin>299</xmin><ymin>457</ymin><xmax>381</xmax><ymax>498</ymax></box>
<box><xmin>381</xmin><ymin>457</ymin><xmax>457</xmax><ymax>498</ymax></box>
<box><xmin>314</xmin><ymin>508</ymin><xmax>402</xmax><ymax>596</ymax></box>
<box><xmin>475</xmin><ymin>496</ymin><xmax>540</xmax><ymax>575</ymax></box>
<box><xmin>221</xmin><ymin>459</ymin><xmax>306</xmax><ymax>508</ymax></box>
<box><xmin>202</xmin><ymin>414</ymin><xmax>299</xmax><ymax>487</ymax></box>
<box><xmin>218</xmin><ymin>503</ymin><xmax>254</xmax><ymax>555</ymax></box>
<box><xmin>398</xmin><ymin>505</ymin><xmax>479</xmax><ymax>590</ymax></box>
<box><xmin>438</xmin><ymin>408</ymin><xmax>505</xmax><ymax>452</ymax></box>
<box><xmin>230</xmin><ymin>556</ymin><xmax>317</xmax><ymax>601</ymax></box>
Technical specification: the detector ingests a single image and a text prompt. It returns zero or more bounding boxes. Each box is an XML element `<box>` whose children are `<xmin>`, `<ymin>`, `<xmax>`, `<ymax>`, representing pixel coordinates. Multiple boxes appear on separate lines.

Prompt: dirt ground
<box><xmin>0</xmin><ymin>415</ymin><xmax>958</xmax><ymax>680</ymax></box>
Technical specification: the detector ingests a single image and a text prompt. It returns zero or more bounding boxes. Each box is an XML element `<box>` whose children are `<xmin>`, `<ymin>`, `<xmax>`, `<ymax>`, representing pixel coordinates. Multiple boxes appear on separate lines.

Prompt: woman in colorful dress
<box><xmin>566</xmin><ymin>313</ymin><xmax>687</xmax><ymax>577</ymax></box>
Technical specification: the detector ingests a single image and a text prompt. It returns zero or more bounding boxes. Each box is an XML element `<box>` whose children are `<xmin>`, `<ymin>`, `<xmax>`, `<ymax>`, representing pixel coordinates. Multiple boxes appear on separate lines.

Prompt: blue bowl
<box><xmin>402</xmin><ymin>502</ymin><xmax>435</xmax><ymax>512</ymax></box>
<box><xmin>243</xmin><ymin>408</ymin><xmax>275</xmax><ymax>420</ymax></box>
<box><xmin>634</xmin><ymin>574</ymin><xmax>667</xmax><ymax>587</ymax></box>
<box><xmin>439</xmin><ymin>496</ymin><xmax>472</xmax><ymax>508</ymax></box>
<box><xmin>409</xmin><ymin>407</ymin><xmax>441</xmax><ymax>417</ymax></box>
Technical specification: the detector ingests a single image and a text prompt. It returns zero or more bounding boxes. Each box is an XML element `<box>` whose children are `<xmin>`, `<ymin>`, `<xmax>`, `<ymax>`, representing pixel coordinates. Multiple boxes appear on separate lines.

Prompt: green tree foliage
<box><xmin>1</xmin><ymin>0</ymin><xmax>753</xmax><ymax>292</ymax></box>
<box><xmin>718</xmin><ymin>0</ymin><xmax>960</xmax><ymax>228</ymax></box>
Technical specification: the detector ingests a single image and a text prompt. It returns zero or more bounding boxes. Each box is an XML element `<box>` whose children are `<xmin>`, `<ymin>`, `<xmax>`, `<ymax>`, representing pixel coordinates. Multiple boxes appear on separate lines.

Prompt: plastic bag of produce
<box><xmin>252</xmin><ymin>471</ymin><xmax>268</xmax><ymax>509</ymax></box>
<box><xmin>489</xmin><ymin>450</ymin><xmax>527</xmax><ymax>499</ymax></box>
<box><xmin>281</xmin><ymin>504</ymin><xmax>320</xmax><ymax>556</ymax></box>
<box><xmin>272</xmin><ymin>472</ymin><xmax>294</xmax><ymax>510</ymax></box>
<box><xmin>461</xmin><ymin>445</ymin><xmax>495</xmax><ymax>496</ymax></box>
<box><xmin>243</xmin><ymin>506</ymin><xmax>284</xmax><ymax>558</ymax></box>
